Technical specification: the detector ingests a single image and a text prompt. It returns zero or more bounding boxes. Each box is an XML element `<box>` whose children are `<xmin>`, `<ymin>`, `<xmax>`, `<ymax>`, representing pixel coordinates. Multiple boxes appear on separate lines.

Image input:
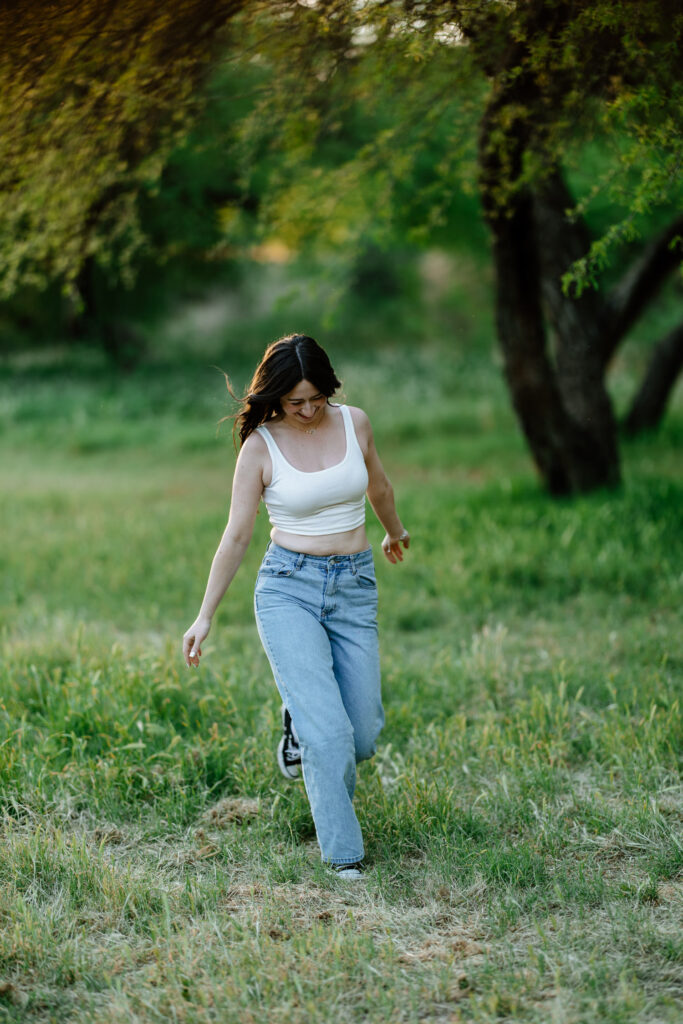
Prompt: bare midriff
<box><xmin>271</xmin><ymin>523</ymin><xmax>369</xmax><ymax>556</ymax></box>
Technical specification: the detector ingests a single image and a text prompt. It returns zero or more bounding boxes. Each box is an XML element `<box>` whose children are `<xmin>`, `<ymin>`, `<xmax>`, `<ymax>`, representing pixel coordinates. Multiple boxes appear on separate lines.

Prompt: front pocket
<box><xmin>260</xmin><ymin>559</ymin><xmax>295</xmax><ymax>577</ymax></box>
<box><xmin>355</xmin><ymin>572</ymin><xmax>377</xmax><ymax>589</ymax></box>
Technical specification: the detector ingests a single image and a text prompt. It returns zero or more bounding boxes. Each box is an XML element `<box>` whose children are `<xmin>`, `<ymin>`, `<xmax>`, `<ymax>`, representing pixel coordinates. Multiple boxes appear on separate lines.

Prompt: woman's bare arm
<box><xmin>182</xmin><ymin>434</ymin><xmax>267</xmax><ymax>666</ymax></box>
<box><xmin>351</xmin><ymin>407</ymin><xmax>410</xmax><ymax>564</ymax></box>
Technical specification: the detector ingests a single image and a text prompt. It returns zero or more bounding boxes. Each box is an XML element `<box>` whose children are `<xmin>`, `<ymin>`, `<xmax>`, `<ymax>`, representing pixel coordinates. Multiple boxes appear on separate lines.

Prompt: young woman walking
<box><xmin>182</xmin><ymin>334</ymin><xmax>409</xmax><ymax>879</ymax></box>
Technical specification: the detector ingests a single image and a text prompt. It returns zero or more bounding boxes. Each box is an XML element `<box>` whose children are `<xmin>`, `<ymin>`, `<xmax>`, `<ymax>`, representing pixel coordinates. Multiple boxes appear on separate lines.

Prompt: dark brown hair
<box><xmin>226</xmin><ymin>334</ymin><xmax>341</xmax><ymax>447</ymax></box>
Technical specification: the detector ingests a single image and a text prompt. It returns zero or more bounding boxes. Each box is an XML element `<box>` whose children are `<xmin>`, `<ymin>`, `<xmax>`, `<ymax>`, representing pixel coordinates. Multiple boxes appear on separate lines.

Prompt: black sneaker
<box><xmin>277</xmin><ymin>705</ymin><xmax>301</xmax><ymax>779</ymax></box>
<box><xmin>331</xmin><ymin>861</ymin><xmax>365</xmax><ymax>880</ymax></box>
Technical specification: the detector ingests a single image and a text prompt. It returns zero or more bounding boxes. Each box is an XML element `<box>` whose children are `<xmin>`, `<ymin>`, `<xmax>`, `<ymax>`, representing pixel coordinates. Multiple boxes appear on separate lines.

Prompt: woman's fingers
<box><xmin>183</xmin><ymin>625</ymin><xmax>205</xmax><ymax>667</ymax></box>
<box><xmin>183</xmin><ymin>639</ymin><xmax>195</xmax><ymax>667</ymax></box>
<box><xmin>381</xmin><ymin>532</ymin><xmax>410</xmax><ymax>563</ymax></box>
<box><xmin>184</xmin><ymin>616</ymin><xmax>212</xmax><ymax>666</ymax></box>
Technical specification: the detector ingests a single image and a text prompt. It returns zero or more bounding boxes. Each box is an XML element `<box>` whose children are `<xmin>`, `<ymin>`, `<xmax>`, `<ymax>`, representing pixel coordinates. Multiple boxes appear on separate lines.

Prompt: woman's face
<box><xmin>280</xmin><ymin>379</ymin><xmax>327</xmax><ymax>429</ymax></box>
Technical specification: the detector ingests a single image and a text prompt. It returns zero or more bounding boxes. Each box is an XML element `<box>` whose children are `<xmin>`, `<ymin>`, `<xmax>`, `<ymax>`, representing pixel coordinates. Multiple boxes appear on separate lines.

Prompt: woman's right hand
<box><xmin>381</xmin><ymin>528</ymin><xmax>410</xmax><ymax>564</ymax></box>
<box><xmin>183</xmin><ymin>616</ymin><xmax>211</xmax><ymax>668</ymax></box>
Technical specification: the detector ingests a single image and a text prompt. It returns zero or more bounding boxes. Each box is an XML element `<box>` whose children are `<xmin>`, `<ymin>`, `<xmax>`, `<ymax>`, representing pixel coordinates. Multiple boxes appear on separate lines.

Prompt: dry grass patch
<box><xmin>203</xmin><ymin>796</ymin><xmax>261</xmax><ymax>827</ymax></box>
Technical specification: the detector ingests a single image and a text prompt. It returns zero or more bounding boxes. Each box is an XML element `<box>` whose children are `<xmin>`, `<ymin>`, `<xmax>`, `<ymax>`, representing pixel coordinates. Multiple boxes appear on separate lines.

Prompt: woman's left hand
<box><xmin>183</xmin><ymin>615</ymin><xmax>212</xmax><ymax>668</ymax></box>
<box><xmin>381</xmin><ymin>529</ymin><xmax>410</xmax><ymax>564</ymax></box>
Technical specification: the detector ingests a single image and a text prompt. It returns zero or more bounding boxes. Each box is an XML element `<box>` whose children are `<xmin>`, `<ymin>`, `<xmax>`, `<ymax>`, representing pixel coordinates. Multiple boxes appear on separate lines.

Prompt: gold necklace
<box><xmin>292</xmin><ymin>408</ymin><xmax>325</xmax><ymax>435</ymax></box>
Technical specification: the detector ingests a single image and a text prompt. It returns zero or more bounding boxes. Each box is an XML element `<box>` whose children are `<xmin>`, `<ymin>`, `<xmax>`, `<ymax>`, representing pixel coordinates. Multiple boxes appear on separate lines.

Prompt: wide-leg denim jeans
<box><xmin>254</xmin><ymin>542</ymin><xmax>384</xmax><ymax>865</ymax></box>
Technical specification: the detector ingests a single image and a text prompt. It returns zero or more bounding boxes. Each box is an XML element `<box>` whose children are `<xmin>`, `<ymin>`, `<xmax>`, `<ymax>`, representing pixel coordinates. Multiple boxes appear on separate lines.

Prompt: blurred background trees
<box><xmin>1</xmin><ymin>1</ymin><xmax>681</xmax><ymax>493</ymax></box>
<box><xmin>0</xmin><ymin>0</ymin><xmax>246</xmax><ymax>360</ymax></box>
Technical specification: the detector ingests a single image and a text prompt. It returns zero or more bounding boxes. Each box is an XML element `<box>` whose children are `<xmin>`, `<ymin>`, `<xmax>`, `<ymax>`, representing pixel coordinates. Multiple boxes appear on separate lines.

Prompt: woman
<box><xmin>182</xmin><ymin>334</ymin><xmax>409</xmax><ymax>879</ymax></box>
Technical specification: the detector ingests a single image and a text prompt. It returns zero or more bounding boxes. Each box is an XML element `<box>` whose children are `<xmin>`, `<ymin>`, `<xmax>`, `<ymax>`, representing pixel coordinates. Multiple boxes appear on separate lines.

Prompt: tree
<box><xmin>467</xmin><ymin>0</ymin><xmax>683</xmax><ymax>492</ymax></box>
<box><xmin>0</xmin><ymin>0</ymin><xmax>245</xmax><ymax>303</ymax></box>
<box><xmin>239</xmin><ymin>0</ymin><xmax>683</xmax><ymax>494</ymax></box>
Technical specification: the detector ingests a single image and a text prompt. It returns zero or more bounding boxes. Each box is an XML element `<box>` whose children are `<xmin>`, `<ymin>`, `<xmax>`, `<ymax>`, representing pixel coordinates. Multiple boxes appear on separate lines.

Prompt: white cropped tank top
<box><xmin>256</xmin><ymin>405</ymin><xmax>369</xmax><ymax>536</ymax></box>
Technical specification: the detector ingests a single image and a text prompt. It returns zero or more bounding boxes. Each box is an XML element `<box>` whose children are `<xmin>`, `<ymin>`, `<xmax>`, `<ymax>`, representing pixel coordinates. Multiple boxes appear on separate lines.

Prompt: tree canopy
<box><xmin>0</xmin><ymin>0</ymin><xmax>244</xmax><ymax>298</ymax></box>
<box><xmin>235</xmin><ymin>1</ymin><xmax>682</xmax><ymax>283</ymax></box>
<box><xmin>3</xmin><ymin>1</ymin><xmax>680</xmax><ymax>298</ymax></box>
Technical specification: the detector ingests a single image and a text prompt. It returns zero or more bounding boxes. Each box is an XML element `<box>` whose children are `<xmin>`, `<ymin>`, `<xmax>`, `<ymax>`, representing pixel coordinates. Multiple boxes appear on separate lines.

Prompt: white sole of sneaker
<box><xmin>332</xmin><ymin>866</ymin><xmax>364</xmax><ymax>880</ymax></box>
<box><xmin>276</xmin><ymin>734</ymin><xmax>301</xmax><ymax>779</ymax></box>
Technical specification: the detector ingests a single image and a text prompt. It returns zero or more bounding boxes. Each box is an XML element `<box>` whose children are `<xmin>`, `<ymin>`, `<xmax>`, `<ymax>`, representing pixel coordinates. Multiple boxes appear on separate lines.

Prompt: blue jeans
<box><xmin>254</xmin><ymin>542</ymin><xmax>384</xmax><ymax>865</ymax></box>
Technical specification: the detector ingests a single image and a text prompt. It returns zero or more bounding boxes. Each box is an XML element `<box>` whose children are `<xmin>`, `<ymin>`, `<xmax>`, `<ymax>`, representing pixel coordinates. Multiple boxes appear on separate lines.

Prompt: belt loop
<box><xmin>296</xmin><ymin>552</ymin><xmax>305</xmax><ymax>570</ymax></box>
<box><xmin>350</xmin><ymin>551</ymin><xmax>357</xmax><ymax>575</ymax></box>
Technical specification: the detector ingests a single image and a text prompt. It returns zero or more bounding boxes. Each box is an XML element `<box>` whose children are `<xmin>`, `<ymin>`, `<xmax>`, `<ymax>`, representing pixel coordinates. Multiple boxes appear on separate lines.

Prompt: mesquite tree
<box><xmin>466</xmin><ymin>0</ymin><xmax>683</xmax><ymax>492</ymax></box>
<box><xmin>242</xmin><ymin>0</ymin><xmax>683</xmax><ymax>494</ymax></box>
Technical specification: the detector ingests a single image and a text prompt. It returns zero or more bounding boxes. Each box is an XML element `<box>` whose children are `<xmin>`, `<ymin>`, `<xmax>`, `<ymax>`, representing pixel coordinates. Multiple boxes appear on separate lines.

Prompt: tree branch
<box><xmin>603</xmin><ymin>214</ymin><xmax>683</xmax><ymax>367</ymax></box>
<box><xmin>623</xmin><ymin>321</ymin><xmax>683</xmax><ymax>435</ymax></box>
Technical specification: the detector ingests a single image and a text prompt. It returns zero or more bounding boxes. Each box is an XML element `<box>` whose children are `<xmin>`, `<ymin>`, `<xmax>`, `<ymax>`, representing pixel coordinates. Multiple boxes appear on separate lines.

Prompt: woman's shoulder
<box><xmin>346</xmin><ymin>405</ymin><xmax>372</xmax><ymax>431</ymax></box>
<box><xmin>237</xmin><ymin>430</ymin><xmax>273</xmax><ymax>487</ymax></box>
<box><xmin>258</xmin><ymin>414</ymin><xmax>286</xmax><ymax>439</ymax></box>
<box><xmin>345</xmin><ymin>406</ymin><xmax>373</xmax><ymax>454</ymax></box>
<box><xmin>240</xmin><ymin>429</ymin><xmax>270</xmax><ymax>462</ymax></box>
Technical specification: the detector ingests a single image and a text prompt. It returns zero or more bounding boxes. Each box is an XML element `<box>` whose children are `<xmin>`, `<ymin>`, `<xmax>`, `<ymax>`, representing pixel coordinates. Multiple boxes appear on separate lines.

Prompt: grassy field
<box><xmin>0</xmin><ymin>340</ymin><xmax>681</xmax><ymax>1023</ymax></box>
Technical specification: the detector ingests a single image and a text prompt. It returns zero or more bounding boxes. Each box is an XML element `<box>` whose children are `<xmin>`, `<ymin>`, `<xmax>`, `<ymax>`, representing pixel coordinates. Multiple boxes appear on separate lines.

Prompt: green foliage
<box><xmin>3</xmin><ymin>0</ymin><xmax>680</xmax><ymax>346</ymax></box>
<box><xmin>236</xmin><ymin>0</ymin><xmax>683</xmax><ymax>288</ymax></box>
<box><xmin>0</xmin><ymin>0</ymin><xmax>244</xmax><ymax>300</ymax></box>
<box><xmin>230</xmin><ymin>7</ymin><xmax>486</xmax><ymax>262</ymax></box>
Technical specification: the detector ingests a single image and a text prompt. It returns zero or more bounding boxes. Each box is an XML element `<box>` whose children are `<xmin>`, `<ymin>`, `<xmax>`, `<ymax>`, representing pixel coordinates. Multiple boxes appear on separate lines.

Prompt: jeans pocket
<box><xmin>260</xmin><ymin>558</ymin><xmax>296</xmax><ymax>578</ymax></box>
<box><xmin>355</xmin><ymin>571</ymin><xmax>377</xmax><ymax>590</ymax></box>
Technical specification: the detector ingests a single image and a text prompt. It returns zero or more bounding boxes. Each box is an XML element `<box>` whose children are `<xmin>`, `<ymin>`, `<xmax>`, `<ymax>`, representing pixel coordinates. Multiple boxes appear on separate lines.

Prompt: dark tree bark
<box><xmin>480</xmin><ymin>116</ymin><xmax>682</xmax><ymax>491</ymax></box>
<box><xmin>72</xmin><ymin>256</ymin><xmax>145</xmax><ymax>368</ymax></box>
<box><xmin>603</xmin><ymin>215</ymin><xmax>683</xmax><ymax>368</ymax></box>
<box><xmin>532</xmin><ymin>168</ymin><xmax>683</xmax><ymax>439</ymax></box>
<box><xmin>624</xmin><ymin>323</ymin><xmax>683</xmax><ymax>434</ymax></box>
<box><xmin>533</xmin><ymin>171</ymin><xmax>620</xmax><ymax>487</ymax></box>
<box><xmin>479</xmin><ymin>88</ymin><xmax>621</xmax><ymax>494</ymax></box>
<box><xmin>487</xmin><ymin>188</ymin><xmax>612</xmax><ymax>494</ymax></box>
<box><xmin>466</xmin><ymin>0</ymin><xmax>682</xmax><ymax>493</ymax></box>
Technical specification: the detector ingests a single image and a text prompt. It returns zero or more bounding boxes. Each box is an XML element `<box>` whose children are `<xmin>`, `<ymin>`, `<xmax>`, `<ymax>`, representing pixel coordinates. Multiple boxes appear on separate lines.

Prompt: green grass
<box><xmin>0</xmin><ymin>342</ymin><xmax>681</xmax><ymax>1023</ymax></box>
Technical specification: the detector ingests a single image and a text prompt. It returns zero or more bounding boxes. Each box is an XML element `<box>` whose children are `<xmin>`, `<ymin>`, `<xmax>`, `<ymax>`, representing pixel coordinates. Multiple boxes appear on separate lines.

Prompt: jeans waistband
<box><xmin>266</xmin><ymin>540</ymin><xmax>374</xmax><ymax>570</ymax></box>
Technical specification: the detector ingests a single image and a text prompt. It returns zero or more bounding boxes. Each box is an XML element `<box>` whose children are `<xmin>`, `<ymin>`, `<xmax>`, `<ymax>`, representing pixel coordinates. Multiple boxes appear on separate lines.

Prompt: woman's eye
<box><xmin>287</xmin><ymin>395</ymin><xmax>322</xmax><ymax>406</ymax></box>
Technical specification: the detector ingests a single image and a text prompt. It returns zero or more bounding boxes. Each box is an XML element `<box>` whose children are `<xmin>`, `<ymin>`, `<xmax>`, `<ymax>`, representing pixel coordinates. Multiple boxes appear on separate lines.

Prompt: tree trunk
<box><xmin>72</xmin><ymin>256</ymin><xmax>144</xmax><ymax>368</ymax></box>
<box><xmin>533</xmin><ymin>171</ymin><xmax>621</xmax><ymax>487</ymax></box>
<box><xmin>533</xmin><ymin>169</ymin><xmax>683</xmax><ymax>437</ymax></box>
<box><xmin>624</xmin><ymin>323</ymin><xmax>683</xmax><ymax>434</ymax></box>
<box><xmin>479</xmin><ymin>100</ymin><xmax>621</xmax><ymax>494</ymax></box>
<box><xmin>488</xmin><ymin>189</ymin><xmax>617</xmax><ymax>494</ymax></box>
<box><xmin>469</xmin><ymin>2</ymin><xmax>680</xmax><ymax>492</ymax></box>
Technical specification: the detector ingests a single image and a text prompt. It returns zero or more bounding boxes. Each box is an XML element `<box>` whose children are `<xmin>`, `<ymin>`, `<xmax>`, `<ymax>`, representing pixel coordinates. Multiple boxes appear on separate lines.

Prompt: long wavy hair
<box><xmin>225</xmin><ymin>334</ymin><xmax>341</xmax><ymax>447</ymax></box>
